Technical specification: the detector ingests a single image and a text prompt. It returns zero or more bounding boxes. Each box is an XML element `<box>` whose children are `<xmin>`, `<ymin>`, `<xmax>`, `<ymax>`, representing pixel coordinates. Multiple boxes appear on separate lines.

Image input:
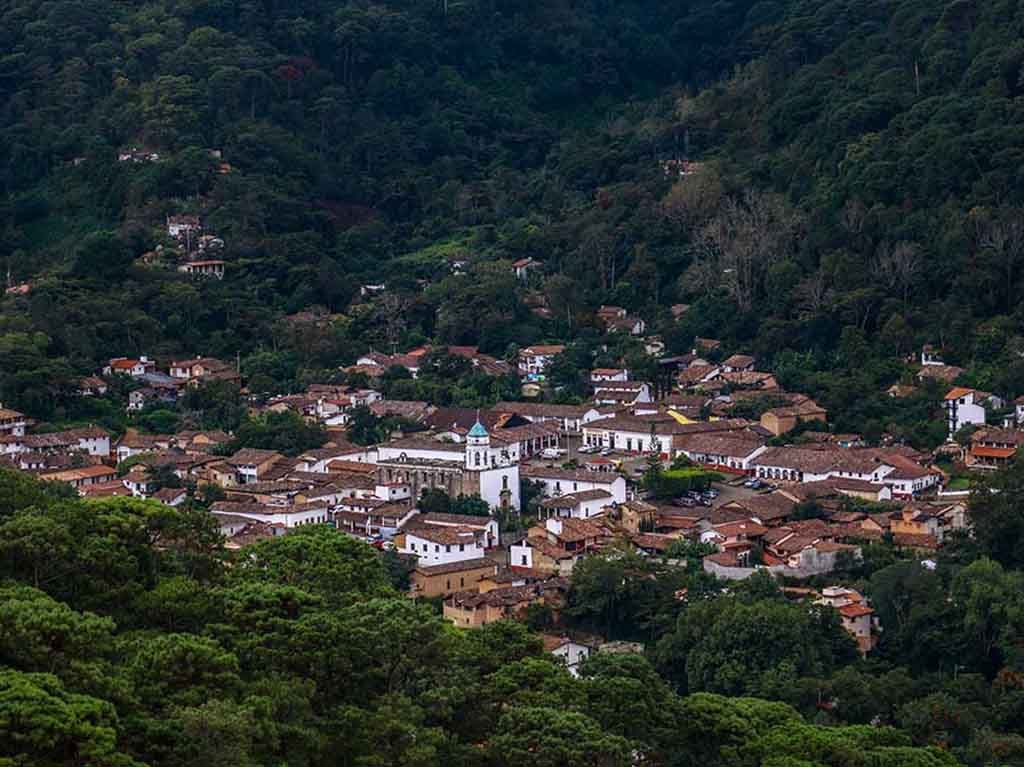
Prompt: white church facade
<box><xmin>375</xmin><ymin>421</ymin><xmax>520</xmax><ymax>511</ymax></box>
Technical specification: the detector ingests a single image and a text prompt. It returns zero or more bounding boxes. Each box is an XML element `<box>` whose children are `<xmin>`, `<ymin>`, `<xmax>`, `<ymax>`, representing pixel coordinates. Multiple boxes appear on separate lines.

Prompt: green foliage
<box><xmin>346</xmin><ymin>405</ymin><xmax>387</xmax><ymax>446</ymax></box>
<box><xmin>414</xmin><ymin>488</ymin><xmax>490</xmax><ymax>517</ymax></box>
<box><xmin>0</xmin><ymin>467</ymin><xmax>76</xmax><ymax>520</ymax></box>
<box><xmin>569</xmin><ymin>551</ymin><xmax>688</xmax><ymax>640</ymax></box>
<box><xmin>664</xmin><ymin>538</ymin><xmax>718</xmax><ymax>572</ymax></box>
<box><xmin>0</xmin><ymin>492</ymin><xmax>222</xmax><ymax>617</ymax></box>
<box><xmin>0</xmin><ymin>469</ymin><xmax>980</xmax><ymax>767</ymax></box>
<box><xmin>179</xmin><ymin>381</ymin><xmax>246</xmax><ymax>431</ymax></box>
<box><xmin>645</xmin><ymin>465</ymin><xmax>723</xmax><ymax>499</ymax></box>
<box><xmin>488</xmin><ymin>706</ymin><xmax>633</xmax><ymax>767</ymax></box>
<box><xmin>226</xmin><ymin>411</ymin><xmax>326</xmax><ymax>456</ymax></box>
<box><xmin>654</xmin><ymin>594</ymin><xmax>858</xmax><ymax>696</ymax></box>
<box><xmin>0</xmin><ymin>670</ymin><xmax>141</xmax><ymax>767</ymax></box>
<box><xmin>228</xmin><ymin>525</ymin><xmax>393</xmax><ymax>608</ymax></box>
<box><xmin>965</xmin><ymin>458</ymin><xmax>1024</xmax><ymax>568</ymax></box>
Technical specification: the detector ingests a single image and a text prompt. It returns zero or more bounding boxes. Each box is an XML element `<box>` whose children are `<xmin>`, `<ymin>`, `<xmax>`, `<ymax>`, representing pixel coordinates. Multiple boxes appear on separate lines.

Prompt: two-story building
<box><xmin>443</xmin><ymin>578</ymin><xmax>568</xmax><ymax>628</ymax></box>
<box><xmin>0</xmin><ymin>406</ymin><xmax>27</xmax><ymax>437</ymax></box>
<box><xmin>398</xmin><ymin>524</ymin><xmax>488</xmax><ymax>565</ymax></box>
<box><xmin>409</xmin><ymin>558</ymin><xmax>498</xmax><ymax>599</ymax></box>
<box><xmin>944</xmin><ymin>387</ymin><xmax>1002</xmax><ymax>437</ymax></box>
<box><xmin>226</xmin><ymin>448</ymin><xmax>284</xmax><ymax>485</ymax></box>
<box><xmin>509</xmin><ymin>517</ymin><xmax>611</xmax><ymax>575</ymax></box>
<box><xmin>537</xmin><ymin>489</ymin><xmax>613</xmax><ymax>520</ymax></box>
<box><xmin>521</xmin><ymin>465</ymin><xmax>627</xmax><ymax>505</ymax></box>
<box><xmin>967</xmin><ymin>427</ymin><xmax>1024</xmax><ymax>470</ymax></box>
<box><xmin>517</xmin><ymin>345</ymin><xmax>565</xmax><ymax>378</ymax></box>
<box><xmin>816</xmin><ymin>586</ymin><xmax>879</xmax><ymax>654</ymax></box>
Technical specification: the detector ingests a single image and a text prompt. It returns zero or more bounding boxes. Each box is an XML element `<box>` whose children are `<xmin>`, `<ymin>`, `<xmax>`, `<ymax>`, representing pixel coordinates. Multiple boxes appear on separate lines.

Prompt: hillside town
<box><xmin>1</xmin><ymin>336</ymin><xmax>1006</xmax><ymax>660</ymax></box>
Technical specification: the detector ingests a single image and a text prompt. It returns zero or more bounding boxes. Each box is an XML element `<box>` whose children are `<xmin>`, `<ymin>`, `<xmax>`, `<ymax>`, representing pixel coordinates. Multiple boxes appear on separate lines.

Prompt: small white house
<box><xmin>545</xmin><ymin>637</ymin><xmax>595</xmax><ymax>677</ymax></box>
<box><xmin>0</xmin><ymin>405</ymin><xmax>27</xmax><ymax>437</ymax></box>
<box><xmin>513</xmin><ymin>258</ymin><xmax>539</xmax><ymax>280</ymax></box>
<box><xmin>538</xmin><ymin>489</ymin><xmax>613</xmax><ymax>519</ymax></box>
<box><xmin>921</xmin><ymin>345</ymin><xmax>943</xmax><ymax>366</ymax></box>
<box><xmin>375</xmin><ymin>482</ymin><xmax>412</xmax><ymax>502</ymax></box>
<box><xmin>590</xmin><ymin>368</ymin><xmax>629</xmax><ymax>383</ymax></box>
<box><xmin>518</xmin><ymin>345</ymin><xmax>565</xmax><ymax>377</ymax></box>
<box><xmin>71</xmin><ymin>429</ymin><xmax>110</xmax><ymax>458</ymax></box>
<box><xmin>104</xmin><ymin>357</ymin><xmax>154</xmax><ymax>378</ymax></box>
<box><xmin>522</xmin><ymin>467</ymin><xmax>628</xmax><ymax>505</ymax></box>
<box><xmin>944</xmin><ymin>387</ymin><xmax>1001</xmax><ymax>437</ymax></box>
<box><xmin>178</xmin><ymin>260</ymin><xmax>225</xmax><ymax>279</ymax></box>
<box><xmin>400</xmin><ymin>526</ymin><xmax>487</xmax><ymax>565</ymax></box>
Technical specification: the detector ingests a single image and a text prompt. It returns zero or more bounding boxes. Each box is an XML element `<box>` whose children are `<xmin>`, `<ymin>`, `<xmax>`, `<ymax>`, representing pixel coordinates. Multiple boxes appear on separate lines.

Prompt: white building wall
<box><xmin>530</xmin><ymin>475</ymin><xmax>627</xmax><ymax>504</ymax></box>
<box><xmin>510</xmin><ymin>542</ymin><xmax>534</xmax><ymax>569</ymax></box>
<box><xmin>678</xmin><ymin>445</ymin><xmax>767</xmax><ymax>470</ymax></box>
<box><xmin>552</xmin><ymin>642</ymin><xmax>592</xmax><ymax>676</ymax></box>
<box><xmin>577</xmin><ymin>496</ymin><xmax>610</xmax><ymax>518</ymax></box>
<box><xmin>377</xmin><ymin>445</ymin><xmax>464</xmax><ymax>463</ymax></box>
<box><xmin>402</xmin><ymin>533</ymin><xmax>485</xmax><ymax>564</ymax></box>
<box><xmin>78</xmin><ymin>436</ymin><xmax>110</xmax><ymax>457</ymax></box>
<box><xmin>582</xmin><ymin>426</ymin><xmax>667</xmax><ymax>455</ymax></box>
<box><xmin>213</xmin><ymin>506</ymin><xmax>327</xmax><ymax>528</ymax></box>
<box><xmin>949</xmin><ymin>400</ymin><xmax>986</xmax><ymax>434</ymax></box>
<box><xmin>478</xmin><ymin>465</ymin><xmax>521</xmax><ymax>510</ymax></box>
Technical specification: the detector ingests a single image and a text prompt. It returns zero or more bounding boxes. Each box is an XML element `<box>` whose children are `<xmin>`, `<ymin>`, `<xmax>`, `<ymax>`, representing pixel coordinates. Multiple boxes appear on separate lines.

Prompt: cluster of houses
<box><xmin>3</xmin><ymin>334</ymin><xmax>1020</xmax><ymax>653</ymax></box>
<box><xmin>136</xmin><ymin>214</ymin><xmax>227</xmax><ymax>279</ymax></box>
<box><xmin>98</xmin><ymin>355</ymin><xmax>241</xmax><ymax>412</ymax></box>
<box><xmin>344</xmin><ymin>345</ymin><xmax>514</xmax><ymax>380</ymax></box>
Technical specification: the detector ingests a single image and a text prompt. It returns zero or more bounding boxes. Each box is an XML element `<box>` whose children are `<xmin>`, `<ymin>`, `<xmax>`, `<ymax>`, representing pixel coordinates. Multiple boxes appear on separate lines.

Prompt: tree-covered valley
<box><xmin>5</xmin><ymin>0</ymin><xmax>1024</xmax><ymax>764</ymax></box>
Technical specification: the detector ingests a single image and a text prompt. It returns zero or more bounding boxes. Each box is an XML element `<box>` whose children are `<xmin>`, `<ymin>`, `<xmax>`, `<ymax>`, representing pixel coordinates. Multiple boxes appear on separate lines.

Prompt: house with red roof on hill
<box><xmin>944</xmin><ymin>387</ymin><xmax>1002</xmax><ymax>437</ymax></box>
<box><xmin>816</xmin><ymin>586</ymin><xmax>879</xmax><ymax>654</ymax></box>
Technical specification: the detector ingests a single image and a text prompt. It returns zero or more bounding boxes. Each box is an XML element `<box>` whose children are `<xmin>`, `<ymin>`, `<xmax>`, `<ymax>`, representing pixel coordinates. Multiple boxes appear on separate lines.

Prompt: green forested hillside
<box><xmin>2</xmin><ymin>0</ymin><xmax>1024</xmax><ymax>425</ymax></box>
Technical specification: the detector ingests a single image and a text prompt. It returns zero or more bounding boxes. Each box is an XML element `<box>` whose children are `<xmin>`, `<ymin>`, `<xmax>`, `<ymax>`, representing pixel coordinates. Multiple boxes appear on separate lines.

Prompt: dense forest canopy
<box><xmin>2</xmin><ymin>0</ymin><xmax>1024</xmax><ymax>427</ymax></box>
<box><xmin>6</xmin><ymin>466</ymin><xmax>1024</xmax><ymax>767</ymax></box>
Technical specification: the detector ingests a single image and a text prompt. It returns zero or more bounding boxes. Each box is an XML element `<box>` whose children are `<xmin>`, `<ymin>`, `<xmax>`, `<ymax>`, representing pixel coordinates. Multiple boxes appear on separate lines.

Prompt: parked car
<box><xmin>744</xmin><ymin>478</ymin><xmax>764</xmax><ymax>489</ymax></box>
<box><xmin>578</xmin><ymin>445</ymin><xmax>595</xmax><ymax>454</ymax></box>
<box><xmin>600</xmin><ymin>448</ymin><xmax>613</xmax><ymax>456</ymax></box>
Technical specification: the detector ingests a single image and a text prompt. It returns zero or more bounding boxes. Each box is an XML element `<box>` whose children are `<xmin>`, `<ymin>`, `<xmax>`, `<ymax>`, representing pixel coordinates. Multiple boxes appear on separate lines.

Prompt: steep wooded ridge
<box><xmin>1</xmin><ymin>0</ymin><xmax>1024</xmax><ymax>423</ymax></box>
